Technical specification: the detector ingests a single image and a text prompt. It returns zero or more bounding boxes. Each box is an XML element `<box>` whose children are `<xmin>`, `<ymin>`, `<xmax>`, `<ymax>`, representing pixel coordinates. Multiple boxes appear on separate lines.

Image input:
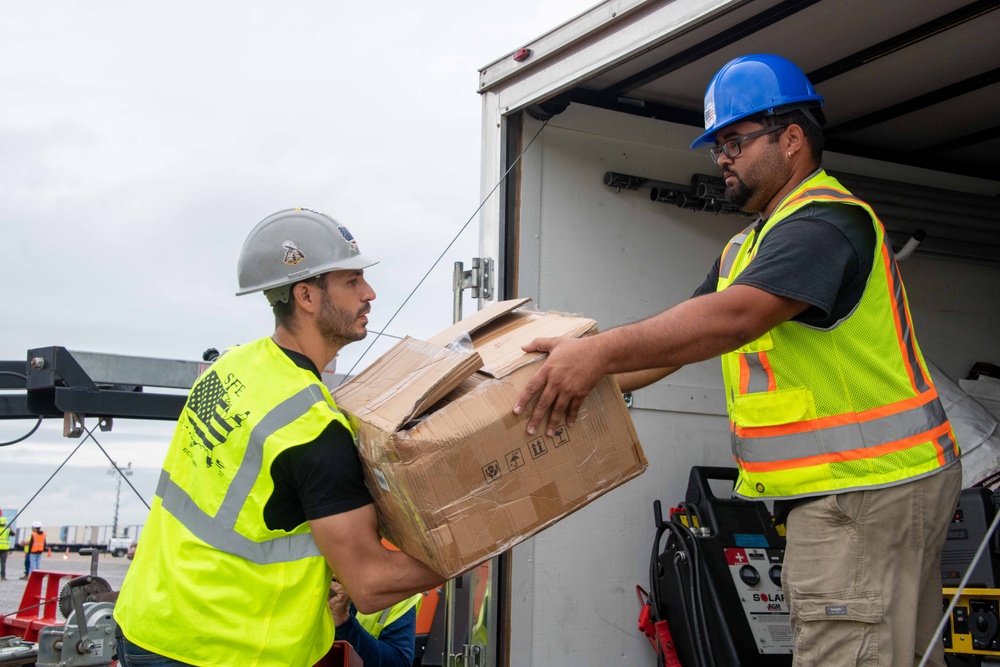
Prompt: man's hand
<box><xmin>513</xmin><ymin>335</ymin><xmax>604</xmax><ymax>436</ymax></box>
<box><xmin>328</xmin><ymin>579</ymin><xmax>352</xmax><ymax>626</ymax></box>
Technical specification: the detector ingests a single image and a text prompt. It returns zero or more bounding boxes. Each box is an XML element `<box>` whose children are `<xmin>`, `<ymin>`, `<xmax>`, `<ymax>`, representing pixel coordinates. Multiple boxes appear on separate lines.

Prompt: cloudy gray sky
<box><xmin>0</xmin><ymin>1</ymin><xmax>595</xmax><ymax>530</ymax></box>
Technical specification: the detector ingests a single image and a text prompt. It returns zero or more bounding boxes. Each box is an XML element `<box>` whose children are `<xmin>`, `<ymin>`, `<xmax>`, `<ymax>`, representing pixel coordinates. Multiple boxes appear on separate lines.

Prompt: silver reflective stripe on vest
<box><xmin>937</xmin><ymin>430</ymin><xmax>958</xmax><ymax>465</ymax></box>
<box><xmin>157</xmin><ymin>383</ymin><xmax>339</xmax><ymax>564</ymax></box>
<box><xmin>733</xmin><ymin>397</ymin><xmax>948</xmax><ymax>464</ymax></box>
<box><xmin>744</xmin><ymin>353</ymin><xmax>771</xmax><ymax>394</ymax></box>
<box><xmin>719</xmin><ymin>222</ymin><xmax>757</xmax><ymax>279</ymax></box>
<box><xmin>884</xmin><ymin>244</ymin><xmax>931</xmax><ymax>393</ymax></box>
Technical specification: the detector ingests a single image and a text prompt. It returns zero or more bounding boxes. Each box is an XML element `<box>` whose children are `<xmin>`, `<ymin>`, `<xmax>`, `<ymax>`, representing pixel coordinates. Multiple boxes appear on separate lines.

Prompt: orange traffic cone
<box><xmin>47</xmin><ymin>547</ymin><xmax>52</xmax><ymax>557</ymax></box>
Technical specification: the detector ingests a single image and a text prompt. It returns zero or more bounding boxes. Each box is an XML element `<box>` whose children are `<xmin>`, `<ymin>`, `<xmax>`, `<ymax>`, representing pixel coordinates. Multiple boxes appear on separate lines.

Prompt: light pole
<box><xmin>107</xmin><ymin>461</ymin><xmax>133</xmax><ymax>538</ymax></box>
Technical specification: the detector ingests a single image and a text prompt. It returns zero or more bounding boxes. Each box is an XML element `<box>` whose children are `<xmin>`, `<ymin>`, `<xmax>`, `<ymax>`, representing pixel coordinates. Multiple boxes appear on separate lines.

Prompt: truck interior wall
<box><xmin>505</xmin><ymin>103</ymin><xmax>1000</xmax><ymax>666</ymax></box>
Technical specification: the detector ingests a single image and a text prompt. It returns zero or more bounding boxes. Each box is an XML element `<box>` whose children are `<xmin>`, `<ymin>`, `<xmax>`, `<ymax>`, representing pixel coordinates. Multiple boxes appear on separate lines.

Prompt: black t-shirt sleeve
<box><xmin>264</xmin><ymin>420</ymin><xmax>374</xmax><ymax>531</ymax></box>
<box><xmin>731</xmin><ymin>203</ymin><xmax>875</xmax><ymax>328</ymax></box>
<box><xmin>692</xmin><ymin>256</ymin><xmax>721</xmax><ymax>298</ymax></box>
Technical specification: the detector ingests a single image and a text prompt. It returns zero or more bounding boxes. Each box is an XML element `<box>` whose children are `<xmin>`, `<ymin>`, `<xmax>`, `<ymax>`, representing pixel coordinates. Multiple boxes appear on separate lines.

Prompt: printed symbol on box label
<box><xmin>483</xmin><ymin>460</ymin><xmax>502</xmax><ymax>483</ymax></box>
<box><xmin>506</xmin><ymin>448</ymin><xmax>524</xmax><ymax>471</ymax></box>
<box><xmin>528</xmin><ymin>438</ymin><xmax>548</xmax><ymax>459</ymax></box>
<box><xmin>552</xmin><ymin>424</ymin><xmax>570</xmax><ymax>447</ymax></box>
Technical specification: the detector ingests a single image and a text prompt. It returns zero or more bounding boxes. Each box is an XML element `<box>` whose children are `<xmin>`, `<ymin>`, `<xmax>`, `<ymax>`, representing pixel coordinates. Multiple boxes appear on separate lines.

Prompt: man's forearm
<box><xmin>351</xmin><ymin>550</ymin><xmax>443</xmax><ymax>615</ymax></box>
<box><xmin>595</xmin><ymin>286</ymin><xmax>808</xmax><ymax>374</ymax></box>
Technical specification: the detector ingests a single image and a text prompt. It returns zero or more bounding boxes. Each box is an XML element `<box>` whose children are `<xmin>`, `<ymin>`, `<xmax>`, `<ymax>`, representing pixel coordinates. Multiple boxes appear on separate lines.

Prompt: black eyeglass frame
<box><xmin>708</xmin><ymin>125</ymin><xmax>788</xmax><ymax>164</ymax></box>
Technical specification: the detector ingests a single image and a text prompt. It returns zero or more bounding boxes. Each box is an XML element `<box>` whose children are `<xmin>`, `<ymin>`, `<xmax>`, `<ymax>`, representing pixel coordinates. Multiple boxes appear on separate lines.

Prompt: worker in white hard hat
<box><xmin>21</xmin><ymin>521</ymin><xmax>45</xmax><ymax>578</ymax></box>
<box><xmin>513</xmin><ymin>55</ymin><xmax>960</xmax><ymax>666</ymax></box>
<box><xmin>114</xmin><ymin>208</ymin><xmax>446</xmax><ymax>667</ymax></box>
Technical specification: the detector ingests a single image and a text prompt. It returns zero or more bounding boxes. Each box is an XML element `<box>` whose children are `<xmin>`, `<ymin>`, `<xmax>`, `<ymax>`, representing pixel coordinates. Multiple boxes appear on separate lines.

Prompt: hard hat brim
<box><xmin>689</xmin><ymin>95</ymin><xmax>824</xmax><ymax>149</ymax></box>
<box><xmin>235</xmin><ymin>255</ymin><xmax>379</xmax><ymax>297</ymax></box>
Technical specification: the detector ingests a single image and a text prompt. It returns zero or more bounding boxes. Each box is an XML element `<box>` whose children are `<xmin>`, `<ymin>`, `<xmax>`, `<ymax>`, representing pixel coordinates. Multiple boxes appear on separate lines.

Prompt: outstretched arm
<box><xmin>615</xmin><ymin>366</ymin><xmax>681</xmax><ymax>393</ymax></box>
<box><xmin>513</xmin><ymin>285</ymin><xmax>809</xmax><ymax>435</ymax></box>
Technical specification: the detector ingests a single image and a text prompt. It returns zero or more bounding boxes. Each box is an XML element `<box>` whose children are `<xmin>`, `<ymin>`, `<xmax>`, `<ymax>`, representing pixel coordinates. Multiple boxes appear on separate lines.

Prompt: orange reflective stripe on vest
<box><xmin>717</xmin><ymin>170</ymin><xmax>955</xmax><ymax>499</ymax></box>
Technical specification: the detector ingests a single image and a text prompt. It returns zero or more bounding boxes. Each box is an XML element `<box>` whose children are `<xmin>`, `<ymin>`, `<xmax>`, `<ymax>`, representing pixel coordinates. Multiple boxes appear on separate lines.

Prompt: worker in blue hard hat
<box><xmin>513</xmin><ymin>54</ymin><xmax>960</xmax><ymax>666</ymax></box>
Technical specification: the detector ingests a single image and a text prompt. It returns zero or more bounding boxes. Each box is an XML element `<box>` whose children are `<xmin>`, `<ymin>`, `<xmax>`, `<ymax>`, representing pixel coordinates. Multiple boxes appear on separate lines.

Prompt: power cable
<box><xmin>340</xmin><ymin>118</ymin><xmax>551</xmax><ymax>384</ymax></box>
<box><xmin>2</xmin><ymin>431</ymin><xmax>89</xmax><ymax>529</ymax></box>
<box><xmin>0</xmin><ymin>371</ymin><xmax>42</xmax><ymax>446</ymax></box>
<box><xmin>89</xmin><ymin>426</ymin><xmax>151</xmax><ymax>511</ymax></box>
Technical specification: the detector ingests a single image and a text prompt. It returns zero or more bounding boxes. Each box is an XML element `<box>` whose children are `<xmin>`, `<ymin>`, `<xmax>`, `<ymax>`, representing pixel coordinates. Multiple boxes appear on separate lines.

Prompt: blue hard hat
<box><xmin>690</xmin><ymin>54</ymin><xmax>824</xmax><ymax>149</ymax></box>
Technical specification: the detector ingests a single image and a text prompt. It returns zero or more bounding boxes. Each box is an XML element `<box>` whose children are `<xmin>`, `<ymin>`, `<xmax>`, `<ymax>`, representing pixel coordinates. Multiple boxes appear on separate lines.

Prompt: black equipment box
<box><xmin>942</xmin><ymin>487</ymin><xmax>1000</xmax><ymax>588</ymax></box>
<box><xmin>654</xmin><ymin>466</ymin><xmax>793</xmax><ymax>667</ymax></box>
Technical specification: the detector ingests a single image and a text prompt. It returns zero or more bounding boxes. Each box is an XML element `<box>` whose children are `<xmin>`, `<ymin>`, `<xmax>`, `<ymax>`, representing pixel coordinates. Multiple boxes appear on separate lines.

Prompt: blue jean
<box><xmin>116</xmin><ymin>635</ymin><xmax>195</xmax><ymax>666</ymax></box>
<box><xmin>27</xmin><ymin>552</ymin><xmax>41</xmax><ymax>574</ymax></box>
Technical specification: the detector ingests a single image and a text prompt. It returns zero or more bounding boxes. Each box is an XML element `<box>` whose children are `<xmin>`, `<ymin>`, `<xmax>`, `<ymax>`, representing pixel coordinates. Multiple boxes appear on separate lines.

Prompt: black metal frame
<box><xmin>1</xmin><ymin>347</ymin><xmax>188</xmax><ymax>422</ymax></box>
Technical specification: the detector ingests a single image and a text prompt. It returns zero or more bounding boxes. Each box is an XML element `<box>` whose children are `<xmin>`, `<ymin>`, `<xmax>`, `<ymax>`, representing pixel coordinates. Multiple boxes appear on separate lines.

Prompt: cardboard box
<box><xmin>332</xmin><ymin>298</ymin><xmax>647</xmax><ymax>578</ymax></box>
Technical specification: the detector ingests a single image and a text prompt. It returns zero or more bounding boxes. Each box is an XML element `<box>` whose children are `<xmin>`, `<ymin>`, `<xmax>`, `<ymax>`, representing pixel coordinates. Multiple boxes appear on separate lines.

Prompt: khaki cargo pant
<box><xmin>782</xmin><ymin>463</ymin><xmax>962</xmax><ymax>667</ymax></box>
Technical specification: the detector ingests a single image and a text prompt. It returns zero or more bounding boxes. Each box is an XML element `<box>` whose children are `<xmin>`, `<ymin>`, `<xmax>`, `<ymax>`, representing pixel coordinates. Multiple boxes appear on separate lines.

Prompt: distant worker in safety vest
<box><xmin>328</xmin><ymin>578</ymin><xmax>422</xmax><ymax>667</ymax></box>
<box><xmin>21</xmin><ymin>521</ymin><xmax>45</xmax><ymax>578</ymax></box>
<box><xmin>0</xmin><ymin>514</ymin><xmax>10</xmax><ymax>581</ymax></box>
<box><xmin>513</xmin><ymin>54</ymin><xmax>960</xmax><ymax>667</ymax></box>
<box><xmin>114</xmin><ymin>208</ymin><xmax>446</xmax><ymax>667</ymax></box>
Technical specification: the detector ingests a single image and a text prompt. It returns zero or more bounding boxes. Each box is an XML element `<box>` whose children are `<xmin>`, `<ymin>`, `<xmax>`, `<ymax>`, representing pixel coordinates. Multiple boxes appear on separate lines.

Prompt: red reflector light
<box><xmin>513</xmin><ymin>48</ymin><xmax>531</xmax><ymax>62</ymax></box>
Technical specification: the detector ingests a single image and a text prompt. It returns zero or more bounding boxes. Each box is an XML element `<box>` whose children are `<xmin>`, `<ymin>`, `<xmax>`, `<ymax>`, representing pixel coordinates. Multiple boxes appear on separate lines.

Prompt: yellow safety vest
<box><xmin>356</xmin><ymin>594</ymin><xmax>422</xmax><ymax>639</ymax></box>
<box><xmin>0</xmin><ymin>519</ymin><xmax>10</xmax><ymax>551</ymax></box>
<box><xmin>115</xmin><ymin>337</ymin><xmax>353</xmax><ymax>667</ymax></box>
<box><xmin>717</xmin><ymin>171</ymin><xmax>957</xmax><ymax>499</ymax></box>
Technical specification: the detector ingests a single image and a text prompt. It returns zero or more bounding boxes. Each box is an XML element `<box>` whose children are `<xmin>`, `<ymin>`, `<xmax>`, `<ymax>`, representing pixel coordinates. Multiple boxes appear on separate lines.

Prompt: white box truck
<box><xmin>458</xmin><ymin>1</ymin><xmax>1000</xmax><ymax>665</ymax></box>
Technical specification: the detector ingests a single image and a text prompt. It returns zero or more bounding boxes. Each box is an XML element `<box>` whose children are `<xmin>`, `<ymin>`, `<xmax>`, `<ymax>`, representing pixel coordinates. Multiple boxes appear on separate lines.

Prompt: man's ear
<box><xmin>784</xmin><ymin>124</ymin><xmax>806</xmax><ymax>156</ymax></box>
<box><xmin>291</xmin><ymin>281</ymin><xmax>319</xmax><ymax>315</ymax></box>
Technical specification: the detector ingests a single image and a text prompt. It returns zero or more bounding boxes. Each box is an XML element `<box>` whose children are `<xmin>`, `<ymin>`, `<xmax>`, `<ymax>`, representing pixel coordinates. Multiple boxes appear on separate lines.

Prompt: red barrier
<box><xmin>0</xmin><ymin>569</ymin><xmax>74</xmax><ymax>642</ymax></box>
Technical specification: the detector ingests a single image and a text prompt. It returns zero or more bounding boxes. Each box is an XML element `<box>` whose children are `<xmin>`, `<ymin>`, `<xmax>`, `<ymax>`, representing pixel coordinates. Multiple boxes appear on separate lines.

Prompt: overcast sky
<box><xmin>0</xmin><ymin>1</ymin><xmax>596</xmax><ymax>530</ymax></box>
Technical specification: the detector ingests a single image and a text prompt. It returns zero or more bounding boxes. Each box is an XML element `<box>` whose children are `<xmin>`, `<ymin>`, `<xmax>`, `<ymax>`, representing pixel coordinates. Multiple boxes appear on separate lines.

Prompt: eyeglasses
<box><xmin>709</xmin><ymin>125</ymin><xmax>788</xmax><ymax>164</ymax></box>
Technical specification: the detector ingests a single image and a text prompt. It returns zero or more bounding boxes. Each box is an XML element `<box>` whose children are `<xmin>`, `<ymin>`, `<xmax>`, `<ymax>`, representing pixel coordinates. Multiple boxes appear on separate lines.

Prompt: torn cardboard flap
<box><xmin>332</xmin><ymin>336</ymin><xmax>483</xmax><ymax>431</ymax></box>
<box><xmin>425</xmin><ymin>297</ymin><xmax>532</xmax><ymax>348</ymax></box>
<box><xmin>472</xmin><ymin>310</ymin><xmax>596</xmax><ymax>377</ymax></box>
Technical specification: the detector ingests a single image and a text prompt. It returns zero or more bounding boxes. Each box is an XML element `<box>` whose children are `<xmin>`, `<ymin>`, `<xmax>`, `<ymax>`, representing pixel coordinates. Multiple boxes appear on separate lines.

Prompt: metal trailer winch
<box><xmin>35</xmin><ymin>576</ymin><xmax>117</xmax><ymax>667</ymax></box>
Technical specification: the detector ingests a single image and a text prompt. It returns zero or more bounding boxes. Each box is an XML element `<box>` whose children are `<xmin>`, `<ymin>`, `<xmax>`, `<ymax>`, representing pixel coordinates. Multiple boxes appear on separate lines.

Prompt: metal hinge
<box><xmin>462</xmin><ymin>644</ymin><xmax>484</xmax><ymax>667</ymax></box>
<box><xmin>454</xmin><ymin>258</ymin><xmax>492</xmax><ymax>300</ymax></box>
<box><xmin>453</xmin><ymin>258</ymin><xmax>494</xmax><ymax>322</ymax></box>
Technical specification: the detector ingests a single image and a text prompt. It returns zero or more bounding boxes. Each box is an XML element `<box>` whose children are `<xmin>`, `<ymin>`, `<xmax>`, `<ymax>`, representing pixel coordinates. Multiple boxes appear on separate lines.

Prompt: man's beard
<box><xmin>723</xmin><ymin>143</ymin><xmax>785</xmax><ymax>213</ymax></box>
<box><xmin>317</xmin><ymin>289</ymin><xmax>368</xmax><ymax>347</ymax></box>
<box><xmin>725</xmin><ymin>176</ymin><xmax>754</xmax><ymax>210</ymax></box>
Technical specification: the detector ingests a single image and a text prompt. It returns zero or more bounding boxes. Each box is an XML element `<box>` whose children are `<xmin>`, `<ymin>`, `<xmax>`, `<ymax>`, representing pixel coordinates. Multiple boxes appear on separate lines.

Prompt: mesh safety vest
<box><xmin>356</xmin><ymin>594</ymin><xmax>422</xmax><ymax>639</ymax></box>
<box><xmin>114</xmin><ymin>337</ymin><xmax>353</xmax><ymax>667</ymax></box>
<box><xmin>717</xmin><ymin>170</ymin><xmax>957</xmax><ymax>499</ymax></box>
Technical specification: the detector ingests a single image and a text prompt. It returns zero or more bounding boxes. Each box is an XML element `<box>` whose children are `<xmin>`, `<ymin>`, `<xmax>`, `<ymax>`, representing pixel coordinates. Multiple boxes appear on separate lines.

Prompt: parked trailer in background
<box><xmin>14</xmin><ymin>524</ymin><xmax>142</xmax><ymax>555</ymax></box>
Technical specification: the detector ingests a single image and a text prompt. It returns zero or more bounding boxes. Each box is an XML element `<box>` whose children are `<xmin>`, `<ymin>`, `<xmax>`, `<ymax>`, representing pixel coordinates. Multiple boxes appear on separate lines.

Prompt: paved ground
<box><xmin>1</xmin><ymin>551</ymin><xmax>131</xmax><ymax>623</ymax></box>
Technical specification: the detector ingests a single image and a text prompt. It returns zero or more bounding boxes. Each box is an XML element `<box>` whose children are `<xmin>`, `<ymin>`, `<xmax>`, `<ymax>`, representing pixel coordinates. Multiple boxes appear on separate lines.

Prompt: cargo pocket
<box><xmin>792</xmin><ymin>591</ymin><xmax>882</xmax><ymax>666</ymax></box>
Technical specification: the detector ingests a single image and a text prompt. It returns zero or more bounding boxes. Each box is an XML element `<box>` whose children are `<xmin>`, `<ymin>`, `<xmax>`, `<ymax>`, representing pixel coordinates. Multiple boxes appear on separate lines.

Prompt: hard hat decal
<box><xmin>705</xmin><ymin>101</ymin><xmax>716</xmax><ymax>130</ymax></box>
<box><xmin>282</xmin><ymin>240</ymin><xmax>306</xmax><ymax>266</ymax></box>
<box><xmin>338</xmin><ymin>226</ymin><xmax>360</xmax><ymax>255</ymax></box>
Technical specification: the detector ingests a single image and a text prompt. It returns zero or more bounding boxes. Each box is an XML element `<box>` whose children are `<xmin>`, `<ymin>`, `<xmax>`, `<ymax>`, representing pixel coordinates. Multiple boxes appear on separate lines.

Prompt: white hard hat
<box><xmin>32</xmin><ymin>521</ymin><xmax>42</xmax><ymax>528</ymax></box>
<box><xmin>236</xmin><ymin>208</ymin><xmax>378</xmax><ymax>306</ymax></box>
